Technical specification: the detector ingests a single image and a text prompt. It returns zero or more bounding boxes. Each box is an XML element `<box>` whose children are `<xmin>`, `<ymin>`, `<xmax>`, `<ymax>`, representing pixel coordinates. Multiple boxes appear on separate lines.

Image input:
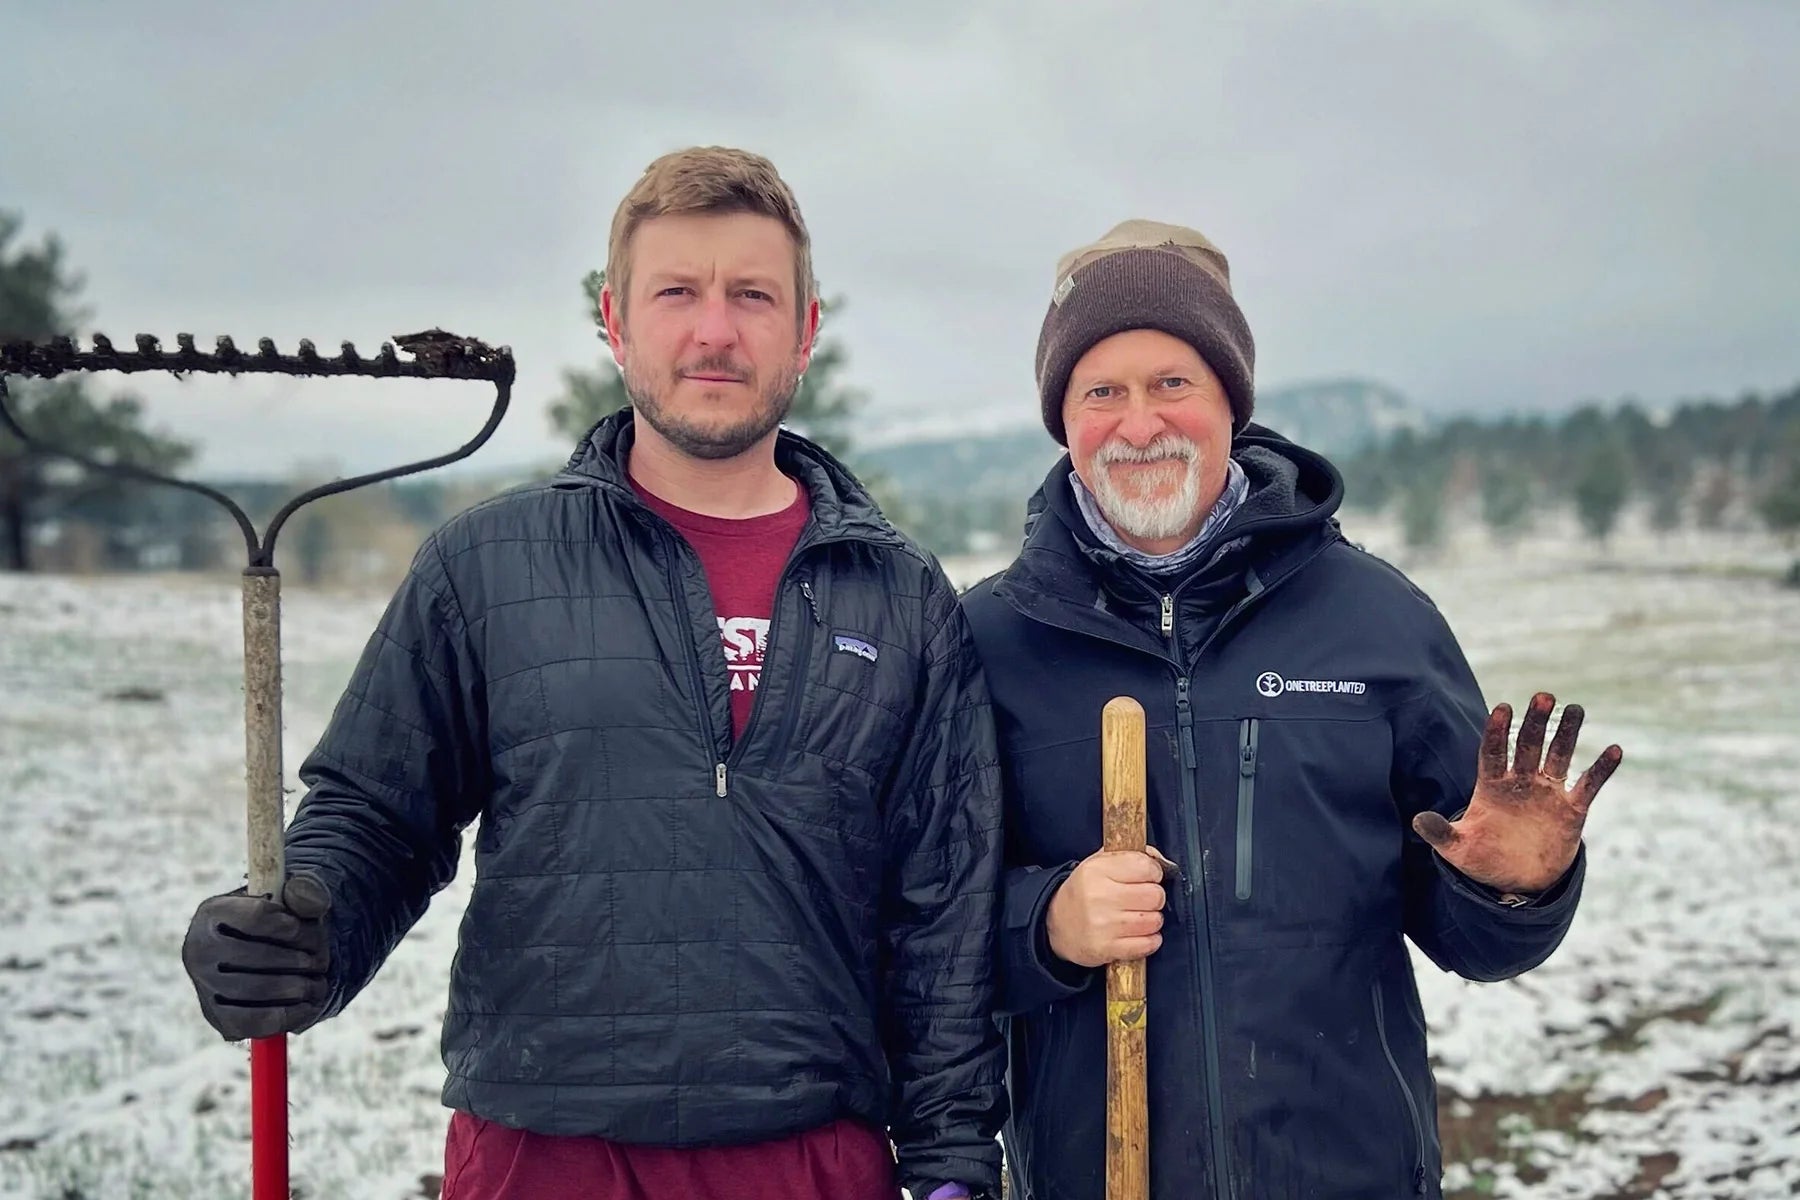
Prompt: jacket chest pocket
<box><xmin>1218</xmin><ymin>715</ymin><xmax>1399</xmax><ymax>936</ymax></box>
<box><xmin>1234</xmin><ymin>717</ymin><xmax>1261</xmax><ymax>902</ymax></box>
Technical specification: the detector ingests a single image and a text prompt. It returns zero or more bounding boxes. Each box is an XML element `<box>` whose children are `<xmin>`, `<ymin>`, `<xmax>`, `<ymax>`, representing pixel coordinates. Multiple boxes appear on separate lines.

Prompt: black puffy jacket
<box><xmin>960</xmin><ymin>428</ymin><xmax>1584</xmax><ymax>1200</ymax></box>
<box><xmin>283</xmin><ymin>410</ymin><xmax>1006</xmax><ymax>1197</ymax></box>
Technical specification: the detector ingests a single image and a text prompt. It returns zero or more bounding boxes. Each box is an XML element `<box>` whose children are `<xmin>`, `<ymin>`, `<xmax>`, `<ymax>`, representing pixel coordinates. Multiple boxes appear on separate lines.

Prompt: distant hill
<box><xmin>1250</xmin><ymin>378</ymin><xmax>1427</xmax><ymax>458</ymax></box>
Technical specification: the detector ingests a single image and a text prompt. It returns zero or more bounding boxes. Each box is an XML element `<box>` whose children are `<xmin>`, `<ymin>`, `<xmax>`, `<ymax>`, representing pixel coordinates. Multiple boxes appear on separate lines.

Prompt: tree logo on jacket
<box><xmin>1256</xmin><ymin>670</ymin><xmax>1369</xmax><ymax>697</ymax></box>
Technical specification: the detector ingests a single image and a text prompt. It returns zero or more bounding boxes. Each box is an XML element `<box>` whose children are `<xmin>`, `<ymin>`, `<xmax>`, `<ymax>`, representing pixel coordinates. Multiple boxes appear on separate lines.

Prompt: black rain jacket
<box><xmin>283</xmin><ymin>409</ymin><xmax>1007</xmax><ymax>1196</ymax></box>
<box><xmin>961</xmin><ymin>427</ymin><xmax>1584</xmax><ymax>1200</ymax></box>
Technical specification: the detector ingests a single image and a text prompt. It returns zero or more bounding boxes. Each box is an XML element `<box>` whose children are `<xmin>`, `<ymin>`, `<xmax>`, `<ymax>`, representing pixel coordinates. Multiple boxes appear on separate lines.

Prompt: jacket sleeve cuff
<box><xmin>1001</xmin><ymin>862</ymin><xmax>1096</xmax><ymax>1014</ymax></box>
<box><xmin>1433</xmin><ymin>842</ymin><xmax>1586</xmax><ymax>922</ymax></box>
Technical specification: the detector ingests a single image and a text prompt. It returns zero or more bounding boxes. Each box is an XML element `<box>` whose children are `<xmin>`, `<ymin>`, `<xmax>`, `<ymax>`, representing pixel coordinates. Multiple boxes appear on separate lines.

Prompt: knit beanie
<box><xmin>1034</xmin><ymin>219</ymin><xmax>1256</xmax><ymax>445</ymax></box>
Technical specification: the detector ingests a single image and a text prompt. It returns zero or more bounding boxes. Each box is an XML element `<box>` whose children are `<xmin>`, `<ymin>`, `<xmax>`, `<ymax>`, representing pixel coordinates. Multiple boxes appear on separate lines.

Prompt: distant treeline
<box><xmin>1337</xmin><ymin>386</ymin><xmax>1800</xmax><ymax>549</ymax></box>
<box><xmin>22</xmin><ymin>387</ymin><xmax>1800</xmax><ymax>580</ymax></box>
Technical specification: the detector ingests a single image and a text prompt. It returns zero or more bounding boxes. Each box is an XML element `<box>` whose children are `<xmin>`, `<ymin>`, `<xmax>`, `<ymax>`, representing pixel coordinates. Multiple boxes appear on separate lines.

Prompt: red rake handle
<box><xmin>252</xmin><ymin>1037</ymin><xmax>288</xmax><ymax>1199</ymax></box>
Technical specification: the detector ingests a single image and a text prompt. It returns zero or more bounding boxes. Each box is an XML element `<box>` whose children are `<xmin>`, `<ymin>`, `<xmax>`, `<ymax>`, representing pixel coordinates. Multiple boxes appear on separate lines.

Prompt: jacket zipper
<box><xmin>1234</xmin><ymin>717</ymin><xmax>1259</xmax><ymax>902</ymax></box>
<box><xmin>1158</xmin><ymin>559</ymin><xmax>1324</xmax><ymax>1198</ymax></box>
<box><xmin>1004</xmin><ymin>541</ymin><xmax>1334</xmax><ymax>1199</ymax></box>
<box><xmin>663</xmin><ymin>526</ymin><xmax>830</xmax><ymax>798</ymax></box>
<box><xmin>1175</xmin><ymin>676</ymin><xmax>1231</xmax><ymax>1200</ymax></box>
<box><xmin>662</xmin><ymin>540</ymin><xmax>729</xmax><ymax>796</ymax></box>
<box><xmin>1372</xmin><ymin>979</ymin><xmax>1429</xmax><ymax>1195</ymax></box>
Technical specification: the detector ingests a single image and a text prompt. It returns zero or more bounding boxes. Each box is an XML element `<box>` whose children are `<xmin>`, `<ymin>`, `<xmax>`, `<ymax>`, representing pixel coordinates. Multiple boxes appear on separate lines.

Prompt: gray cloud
<box><xmin>3</xmin><ymin>0</ymin><xmax>1795</xmax><ymax>477</ymax></box>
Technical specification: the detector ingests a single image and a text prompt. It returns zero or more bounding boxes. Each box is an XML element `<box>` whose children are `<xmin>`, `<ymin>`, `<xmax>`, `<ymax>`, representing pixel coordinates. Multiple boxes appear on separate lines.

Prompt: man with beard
<box><xmin>961</xmin><ymin>221</ymin><xmax>1623</xmax><ymax>1199</ymax></box>
<box><xmin>180</xmin><ymin>147</ymin><xmax>1005</xmax><ymax>1200</ymax></box>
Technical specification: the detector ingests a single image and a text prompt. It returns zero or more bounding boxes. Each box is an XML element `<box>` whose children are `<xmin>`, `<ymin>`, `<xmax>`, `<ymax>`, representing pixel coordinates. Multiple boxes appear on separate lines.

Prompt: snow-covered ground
<box><xmin>2</xmin><ymin>519</ymin><xmax>1797</xmax><ymax>1199</ymax></box>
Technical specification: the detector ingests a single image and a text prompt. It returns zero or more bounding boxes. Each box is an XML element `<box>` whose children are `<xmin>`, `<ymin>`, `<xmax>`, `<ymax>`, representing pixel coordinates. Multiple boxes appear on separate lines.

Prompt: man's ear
<box><xmin>796</xmin><ymin>295</ymin><xmax>821</xmax><ymax>373</ymax></box>
<box><xmin>600</xmin><ymin>283</ymin><xmax>627</xmax><ymax>369</ymax></box>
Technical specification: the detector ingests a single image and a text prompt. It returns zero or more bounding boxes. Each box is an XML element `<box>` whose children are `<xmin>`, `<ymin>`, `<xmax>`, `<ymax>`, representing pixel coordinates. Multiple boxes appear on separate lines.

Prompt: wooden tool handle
<box><xmin>1102</xmin><ymin>696</ymin><xmax>1149</xmax><ymax>1200</ymax></box>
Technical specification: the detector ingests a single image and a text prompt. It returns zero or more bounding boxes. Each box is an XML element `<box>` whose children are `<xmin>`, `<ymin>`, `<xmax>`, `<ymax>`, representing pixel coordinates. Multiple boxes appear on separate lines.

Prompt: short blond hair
<box><xmin>606</xmin><ymin>146</ymin><xmax>815</xmax><ymax>319</ymax></box>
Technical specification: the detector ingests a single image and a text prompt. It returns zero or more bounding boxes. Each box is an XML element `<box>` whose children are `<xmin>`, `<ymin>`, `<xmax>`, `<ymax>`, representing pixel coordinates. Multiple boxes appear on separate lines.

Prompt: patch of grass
<box><xmin>1441</xmin><ymin>1081</ymin><xmax>1595</xmax><ymax>1167</ymax></box>
<box><xmin>1440</xmin><ymin>1080</ymin><xmax>1683</xmax><ymax>1200</ymax></box>
<box><xmin>1594</xmin><ymin>990</ymin><xmax>1726</xmax><ymax>1054</ymax></box>
<box><xmin>1440</xmin><ymin>993</ymin><xmax>1739</xmax><ymax>1200</ymax></box>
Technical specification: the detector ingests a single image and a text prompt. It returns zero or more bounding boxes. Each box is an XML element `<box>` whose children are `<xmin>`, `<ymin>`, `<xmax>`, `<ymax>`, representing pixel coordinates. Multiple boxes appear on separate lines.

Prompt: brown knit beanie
<box><xmin>1035</xmin><ymin>219</ymin><xmax>1256</xmax><ymax>445</ymax></box>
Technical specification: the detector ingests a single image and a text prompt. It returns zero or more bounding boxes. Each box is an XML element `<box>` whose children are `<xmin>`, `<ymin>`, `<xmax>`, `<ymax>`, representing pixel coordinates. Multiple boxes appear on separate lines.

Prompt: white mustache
<box><xmin>1095</xmin><ymin>436</ymin><xmax>1198</xmax><ymax>467</ymax></box>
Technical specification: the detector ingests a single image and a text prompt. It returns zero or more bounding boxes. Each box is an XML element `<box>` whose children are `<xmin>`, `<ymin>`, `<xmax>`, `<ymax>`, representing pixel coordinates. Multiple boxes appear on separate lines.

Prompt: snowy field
<box><xmin>2</xmin><ymin>518</ymin><xmax>1797</xmax><ymax>1199</ymax></box>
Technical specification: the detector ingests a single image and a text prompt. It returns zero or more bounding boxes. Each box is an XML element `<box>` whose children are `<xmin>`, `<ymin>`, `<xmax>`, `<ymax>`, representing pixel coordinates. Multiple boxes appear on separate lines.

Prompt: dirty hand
<box><xmin>1046</xmin><ymin>847</ymin><xmax>1170</xmax><ymax>968</ymax></box>
<box><xmin>181</xmin><ymin>873</ymin><xmax>332</xmax><ymax>1040</ymax></box>
<box><xmin>1413</xmin><ymin>692</ymin><xmax>1623</xmax><ymax>895</ymax></box>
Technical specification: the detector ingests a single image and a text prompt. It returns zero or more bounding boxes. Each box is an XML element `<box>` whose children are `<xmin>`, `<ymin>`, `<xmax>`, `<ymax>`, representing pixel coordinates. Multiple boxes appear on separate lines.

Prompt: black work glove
<box><xmin>181</xmin><ymin>873</ymin><xmax>332</xmax><ymax>1040</ymax></box>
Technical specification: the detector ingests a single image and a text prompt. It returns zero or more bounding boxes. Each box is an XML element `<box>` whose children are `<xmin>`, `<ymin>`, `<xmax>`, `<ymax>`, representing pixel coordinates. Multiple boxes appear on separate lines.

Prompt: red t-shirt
<box><xmin>633</xmin><ymin>477</ymin><xmax>811</xmax><ymax>739</ymax></box>
<box><xmin>442</xmin><ymin>476</ymin><xmax>901</xmax><ymax>1199</ymax></box>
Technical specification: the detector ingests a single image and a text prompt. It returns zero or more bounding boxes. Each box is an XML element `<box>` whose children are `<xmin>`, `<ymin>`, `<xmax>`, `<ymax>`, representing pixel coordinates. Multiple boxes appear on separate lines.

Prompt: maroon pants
<box><xmin>440</xmin><ymin>1110</ymin><xmax>901</xmax><ymax>1200</ymax></box>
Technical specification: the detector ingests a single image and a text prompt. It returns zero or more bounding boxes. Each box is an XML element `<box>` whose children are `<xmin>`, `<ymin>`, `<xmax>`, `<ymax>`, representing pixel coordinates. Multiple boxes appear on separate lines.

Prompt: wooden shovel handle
<box><xmin>1102</xmin><ymin>696</ymin><xmax>1149</xmax><ymax>1200</ymax></box>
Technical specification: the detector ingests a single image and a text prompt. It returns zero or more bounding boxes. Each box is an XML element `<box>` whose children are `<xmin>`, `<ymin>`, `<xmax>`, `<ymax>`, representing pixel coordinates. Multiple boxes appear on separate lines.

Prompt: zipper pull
<box><xmin>715</xmin><ymin>762</ymin><xmax>728</xmax><ymax>797</ymax></box>
<box><xmin>1160</xmin><ymin>594</ymin><xmax>1174</xmax><ymax>637</ymax></box>
<box><xmin>1240</xmin><ymin>720</ymin><xmax>1258</xmax><ymax>777</ymax></box>
<box><xmin>1175</xmin><ymin>678</ymin><xmax>1198</xmax><ymax>769</ymax></box>
<box><xmin>799</xmin><ymin>579</ymin><xmax>823</xmax><ymax>625</ymax></box>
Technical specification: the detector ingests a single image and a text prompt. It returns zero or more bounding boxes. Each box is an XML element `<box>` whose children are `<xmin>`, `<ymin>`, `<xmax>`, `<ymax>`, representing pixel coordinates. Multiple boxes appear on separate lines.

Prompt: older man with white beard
<box><xmin>960</xmin><ymin>221</ymin><xmax>1622</xmax><ymax>1200</ymax></box>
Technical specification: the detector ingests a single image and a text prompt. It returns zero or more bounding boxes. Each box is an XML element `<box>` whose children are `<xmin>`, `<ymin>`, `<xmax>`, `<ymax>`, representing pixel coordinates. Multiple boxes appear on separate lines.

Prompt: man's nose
<box><xmin>692</xmin><ymin>292</ymin><xmax>738</xmax><ymax>348</ymax></box>
<box><xmin>1114</xmin><ymin>394</ymin><xmax>1166</xmax><ymax>446</ymax></box>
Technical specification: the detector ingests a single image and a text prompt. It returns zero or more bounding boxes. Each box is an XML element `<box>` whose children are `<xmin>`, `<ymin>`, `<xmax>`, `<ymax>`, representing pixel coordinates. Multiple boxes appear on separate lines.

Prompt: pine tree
<box><xmin>1758</xmin><ymin>433</ymin><xmax>1800</xmax><ymax>546</ymax></box>
<box><xmin>1479</xmin><ymin>462</ymin><xmax>1533</xmax><ymax>545</ymax></box>
<box><xmin>0</xmin><ymin>212</ymin><xmax>193</xmax><ymax>570</ymax></box>
<box><xmin>1400</xmin><ymin>466</ymin><xmax>1448</xmax><ymax>554</ymax></box>
<box><xmin>1572</xmin><ymin>439</ymin><xmax>1631</xmax><ymax>547</ymax></box>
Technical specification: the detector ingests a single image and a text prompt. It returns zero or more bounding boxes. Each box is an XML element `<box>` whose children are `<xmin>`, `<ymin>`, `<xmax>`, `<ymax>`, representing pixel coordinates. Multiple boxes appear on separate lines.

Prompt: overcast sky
<box><xmin>4</xmin><ymin>1</ymin><xmax>1797</xmax><ymax>478</ymax></box>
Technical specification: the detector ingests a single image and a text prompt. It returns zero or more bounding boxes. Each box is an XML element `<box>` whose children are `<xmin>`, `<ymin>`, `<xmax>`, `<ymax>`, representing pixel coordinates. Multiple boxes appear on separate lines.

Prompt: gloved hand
<box><xmin>181</xmin><ymin>873</ymin><xmax>332</xmax><ymax>1040</ymax></box>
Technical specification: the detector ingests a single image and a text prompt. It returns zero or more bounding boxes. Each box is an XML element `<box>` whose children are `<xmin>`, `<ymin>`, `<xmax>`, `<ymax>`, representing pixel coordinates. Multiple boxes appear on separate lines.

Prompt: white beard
<box><xmin>1089</xmin><ymin>435</ymin><xmax>1204</xmax><ymax>542</ymax></box>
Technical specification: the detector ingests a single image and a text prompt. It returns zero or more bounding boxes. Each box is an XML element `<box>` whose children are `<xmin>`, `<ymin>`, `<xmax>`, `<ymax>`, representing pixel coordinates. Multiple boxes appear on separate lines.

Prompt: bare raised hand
<box><xmin>1413</xmin><ymin>692</ymin><xmax>1622</xmax><ymax>895</ymax></box>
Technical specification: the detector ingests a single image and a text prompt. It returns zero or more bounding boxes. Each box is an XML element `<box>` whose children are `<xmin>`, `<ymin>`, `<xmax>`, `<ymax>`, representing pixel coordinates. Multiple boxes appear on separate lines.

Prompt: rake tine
<box><xmin>376</xmin><ymin>341</ymin><xmax>398</xmax><ymax>367</ymax></box>
<box><xmin>338</xmin><ymin>341</ymin><xmax>360</xmax><ymax>366</ymax></box>
<box><xmin>136</xmin><ymin>333</ymin><xmax>161</xmax><ymax>356</ymax></box>
<box><xmin>93</xmin><ymin>332</ymin><xmax>114</xmax><ymax>353</ymax></box>
<box><xmin>257</xmin><ymin>338</ymin><xmax>278</xmax><ymax>361</ymax></box>
<box><xmin>172</xmin><ymin>334</ymin><xmax>201</xmax><ymax>376</ymax></box>
<box><xmin>297</xmin><ymin>339</ymin><xmax>319</xmax><ymax>364</ymax></box>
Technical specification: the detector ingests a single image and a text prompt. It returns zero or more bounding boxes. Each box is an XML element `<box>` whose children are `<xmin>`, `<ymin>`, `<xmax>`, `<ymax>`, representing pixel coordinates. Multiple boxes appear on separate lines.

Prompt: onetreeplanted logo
<box><xmin>1256</xmin><ymin>671</ymin><xmax>1366</xmax><ymax>697</ymax></box>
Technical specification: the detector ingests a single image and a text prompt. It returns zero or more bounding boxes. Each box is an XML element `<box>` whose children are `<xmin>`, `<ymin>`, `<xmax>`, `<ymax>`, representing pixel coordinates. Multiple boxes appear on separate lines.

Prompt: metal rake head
<box><xmin>0</xmin><ymin>328</ymin><xmax>516</xmax><ymax>568</ymax></box>
<box><xmin>0</xmin><ymin>328</ymin><xmax>515</xmax><ymax>384</ymax></box>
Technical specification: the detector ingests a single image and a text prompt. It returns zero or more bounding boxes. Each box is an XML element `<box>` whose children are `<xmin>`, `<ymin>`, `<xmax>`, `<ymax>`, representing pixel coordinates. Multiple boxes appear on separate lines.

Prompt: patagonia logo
<box><xmin>1256</xmin><ymin>670</ymin><xmax>1365</xmax><ymax>698</ymax></box>
<box><xmin>834</xmin><ymin>635</ymin><xmax>878</xmax><ymax>663</ymax></box>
